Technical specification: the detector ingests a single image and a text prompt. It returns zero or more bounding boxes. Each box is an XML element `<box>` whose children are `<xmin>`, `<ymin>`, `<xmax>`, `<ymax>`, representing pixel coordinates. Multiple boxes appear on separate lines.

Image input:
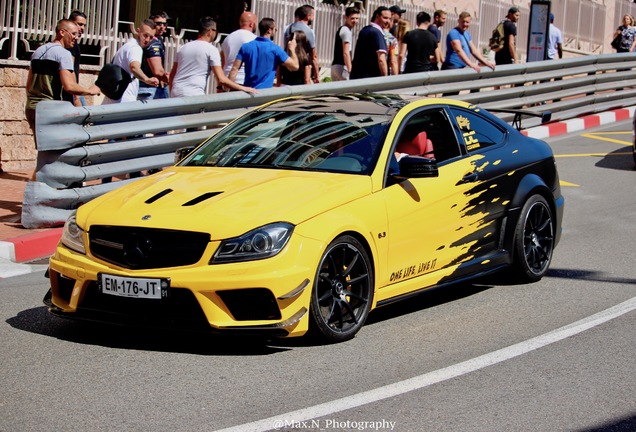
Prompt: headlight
<box><xmin>60</xmin><ymin>211</ymin><xmax>86</xmax><ymax>254</ymax></box>
<box><xmin>211</xmin><ymin>222</ymin><xmax>294</xmax><ymax>264</ymax></box>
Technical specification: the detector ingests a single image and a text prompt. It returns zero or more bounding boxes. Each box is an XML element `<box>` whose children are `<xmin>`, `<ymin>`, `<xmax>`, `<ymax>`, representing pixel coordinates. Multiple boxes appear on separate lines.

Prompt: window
<box><xmin>394</xmin><ymin>108</ymin><xmax>461</xmax><ymax>163</ymax></box>
<box><xmin>449</xmin><ymin>108</ymin><xmax>506</xmax><ymax>153</ymax></box>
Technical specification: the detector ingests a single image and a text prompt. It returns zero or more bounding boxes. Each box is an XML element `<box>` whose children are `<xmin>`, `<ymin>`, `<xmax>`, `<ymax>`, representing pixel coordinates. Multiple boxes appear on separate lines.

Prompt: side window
<box><xmin>394</xmin><ymin>108</ymin><xmax>461</xmax><ymax>164</ymax></box>
<box><xmin>449</xmin><ymin>108</ymin><xmax>506</xmax><ymax>153</ymax></box>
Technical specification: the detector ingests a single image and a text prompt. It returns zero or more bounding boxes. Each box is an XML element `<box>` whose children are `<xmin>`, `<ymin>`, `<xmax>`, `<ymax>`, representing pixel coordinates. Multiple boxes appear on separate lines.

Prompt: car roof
<box><xmin>262</xmin><ymin>93</ymin><xmax>411</xmax><ymax>116</ymax></box>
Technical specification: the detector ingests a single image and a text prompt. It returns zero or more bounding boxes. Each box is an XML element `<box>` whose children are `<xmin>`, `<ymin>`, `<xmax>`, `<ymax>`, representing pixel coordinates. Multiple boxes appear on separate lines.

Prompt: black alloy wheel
<box><xmin>511</xmin><ymin>194</ymin><xmax>555</xmax><ymax>282</ymax></box>
<box><xmin>309</xmin><ymin>235</ymin><xmax>374</xmax><ymax>342</ymax></box>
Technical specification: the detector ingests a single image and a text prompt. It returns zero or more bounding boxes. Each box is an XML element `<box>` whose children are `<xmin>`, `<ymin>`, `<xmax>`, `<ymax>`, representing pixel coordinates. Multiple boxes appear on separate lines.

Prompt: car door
<box><xmin>379</xmin><ymin>106</ymin><xmax>509</xmax><ymax>295</ymax></box>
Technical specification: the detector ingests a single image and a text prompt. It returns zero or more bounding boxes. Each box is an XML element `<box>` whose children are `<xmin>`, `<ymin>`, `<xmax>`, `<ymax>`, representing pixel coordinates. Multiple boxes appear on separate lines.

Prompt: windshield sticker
<box><xmin>456</xmin><ymin>115</ymin><xmax>480</xmax><ymax>150</ymax></box>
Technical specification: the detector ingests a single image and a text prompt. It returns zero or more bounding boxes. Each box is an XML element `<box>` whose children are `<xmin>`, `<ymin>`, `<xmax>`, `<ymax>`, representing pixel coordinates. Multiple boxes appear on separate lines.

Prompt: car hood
<box><xmin>78</xmin><ymin>167</ymin><xmax>373</xmax><ymax>239</ymax></box>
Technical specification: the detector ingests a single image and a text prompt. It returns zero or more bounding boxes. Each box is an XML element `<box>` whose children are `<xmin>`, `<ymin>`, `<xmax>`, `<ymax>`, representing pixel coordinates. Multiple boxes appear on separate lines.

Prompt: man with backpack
<box><xmin>492</xmin><ymin>6</ymin><xmax>520</xmax><ymax>65</ymax></box>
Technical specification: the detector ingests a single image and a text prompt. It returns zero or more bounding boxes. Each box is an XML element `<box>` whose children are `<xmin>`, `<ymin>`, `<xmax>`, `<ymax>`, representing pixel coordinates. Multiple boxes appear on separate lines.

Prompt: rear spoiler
<box><xmin>488</xmin><ymin>108</ymin><xmax>552</xmax><ymax>131</ymax></box>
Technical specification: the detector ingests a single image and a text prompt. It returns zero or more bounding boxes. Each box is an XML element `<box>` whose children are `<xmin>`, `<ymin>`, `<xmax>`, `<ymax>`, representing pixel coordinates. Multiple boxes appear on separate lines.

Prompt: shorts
<box><xmin>331</xmin><ymin>65</ymin><xmax>349</xmax><ymax>81</ymax></box>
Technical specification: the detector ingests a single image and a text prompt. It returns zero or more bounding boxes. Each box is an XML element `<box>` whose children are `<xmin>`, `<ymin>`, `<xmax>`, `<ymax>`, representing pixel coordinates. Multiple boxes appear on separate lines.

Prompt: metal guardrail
<box><xmin>22</xmin><ymin>53</ymin><xmax>636</xmax><ymax>228</ymax></box>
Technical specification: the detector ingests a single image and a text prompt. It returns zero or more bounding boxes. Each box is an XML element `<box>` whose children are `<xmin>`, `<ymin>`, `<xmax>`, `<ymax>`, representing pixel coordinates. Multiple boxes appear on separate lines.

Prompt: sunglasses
<box><xmin>154</xmin><ymin>21</ymin><xmax>167</xmax><ymax>26</ymax></box>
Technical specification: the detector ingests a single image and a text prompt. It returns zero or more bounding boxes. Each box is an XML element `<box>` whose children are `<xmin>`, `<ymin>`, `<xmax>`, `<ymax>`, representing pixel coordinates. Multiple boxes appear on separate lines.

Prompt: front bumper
<box><xmin>46</xmin><ymin>233</ymin><xmax>324</xmax><ymax>338</ymax></box>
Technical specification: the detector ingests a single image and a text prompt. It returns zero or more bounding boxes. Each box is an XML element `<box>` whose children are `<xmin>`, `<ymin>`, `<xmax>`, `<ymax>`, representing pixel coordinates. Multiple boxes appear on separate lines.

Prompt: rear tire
<box><xmin>309</xmin><ymin>235</ymin><xmax>374</xmax><ymax>343</ymax></box>
<box><xmin>510</xmin><ymin>194</ymin><xmax>554</xmax><ymax>283</ymax></box>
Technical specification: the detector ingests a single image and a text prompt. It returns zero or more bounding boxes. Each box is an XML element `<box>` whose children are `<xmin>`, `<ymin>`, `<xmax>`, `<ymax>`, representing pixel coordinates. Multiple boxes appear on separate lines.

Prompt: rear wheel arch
<box><xmin>503</xmin><ymin>174</ymin><xmax>557</xmax><ymax>257</ymax></box>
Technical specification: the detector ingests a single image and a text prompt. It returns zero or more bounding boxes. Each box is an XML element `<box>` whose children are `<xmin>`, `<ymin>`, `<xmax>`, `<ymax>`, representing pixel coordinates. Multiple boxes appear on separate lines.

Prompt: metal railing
<box><xmin>21</xmin><ymin>53</ymin><xmax>636</xmax><ymax>228</ymax></box>
<box><xmin>1</xmin><ymin>0</ymin><xmax>611</xmax><ymax>70</ymax></box>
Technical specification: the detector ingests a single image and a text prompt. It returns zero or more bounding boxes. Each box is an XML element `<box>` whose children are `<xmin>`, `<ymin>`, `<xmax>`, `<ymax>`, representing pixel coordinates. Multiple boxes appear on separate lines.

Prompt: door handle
<box><xmin>460</xmin><ymin>172</ymin><xmax>478</xmax><ymax>183</ymax></box>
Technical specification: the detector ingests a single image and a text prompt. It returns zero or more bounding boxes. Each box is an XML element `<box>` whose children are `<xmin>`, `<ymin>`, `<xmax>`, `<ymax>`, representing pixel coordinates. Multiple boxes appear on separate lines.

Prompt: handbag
<box><xmin>611</xmin><ymin>34</ymin><xmax>622</xmax><ymax>50</ymax></box>
<box><xmin>95</xmin><ymin>64</ymin><xmax>132</xmax><ymax>100</ymax></box>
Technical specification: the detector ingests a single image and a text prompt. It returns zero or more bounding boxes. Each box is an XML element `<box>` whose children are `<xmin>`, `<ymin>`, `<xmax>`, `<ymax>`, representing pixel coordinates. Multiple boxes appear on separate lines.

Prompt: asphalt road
<box><xmin>2</xmin><ymin>120</ymin><xmax>635</xmax><ymax>432</ymax></box>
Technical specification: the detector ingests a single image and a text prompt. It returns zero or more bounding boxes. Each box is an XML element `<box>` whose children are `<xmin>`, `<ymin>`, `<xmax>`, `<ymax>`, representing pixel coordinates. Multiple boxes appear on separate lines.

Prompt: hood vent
<box><xmin>145</xmin><ymin>189</ymin><xmax>173</xmax><ymax>204</ymax></box>
<box><xmin>182</xmin><ymin>192</ymin><xmax>223</xmax><ymax>207</ymax></box>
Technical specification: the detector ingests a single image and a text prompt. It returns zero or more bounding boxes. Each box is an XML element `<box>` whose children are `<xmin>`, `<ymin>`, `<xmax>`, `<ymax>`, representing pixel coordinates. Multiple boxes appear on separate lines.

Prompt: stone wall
<box><xmin>0</xmin><ymin>64</ymin><xmax>32</xmax><ymax>171</ymax></box>
<box><xmin>0</xmin><ymin>63</ymin><xmax>98</xmax><ymax>171</ymax></box>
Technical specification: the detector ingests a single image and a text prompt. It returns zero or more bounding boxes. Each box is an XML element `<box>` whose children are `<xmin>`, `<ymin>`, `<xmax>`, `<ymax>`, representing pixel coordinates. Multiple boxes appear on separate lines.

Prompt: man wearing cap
<box><xmin>389</xmin><ymin>5</ymin><xmax>406</xmax><ymax>36</ymax></box>
<box><xmin>495</xmin><ymin>6</ymin><xmax>520</xmax><ymax>65</ymax></box>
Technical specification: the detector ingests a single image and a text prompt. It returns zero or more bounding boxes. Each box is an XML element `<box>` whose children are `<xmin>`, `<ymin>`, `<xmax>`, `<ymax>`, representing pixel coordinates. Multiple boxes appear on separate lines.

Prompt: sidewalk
<box><xmin>0</xmin><ymin>106</ymin><xmax>634</xmax><ymax>264</ymax></box>
<box><xmin>0</xmin><ymin>170</ymin><xmax>63</xmax><ymax>263</ymax></box>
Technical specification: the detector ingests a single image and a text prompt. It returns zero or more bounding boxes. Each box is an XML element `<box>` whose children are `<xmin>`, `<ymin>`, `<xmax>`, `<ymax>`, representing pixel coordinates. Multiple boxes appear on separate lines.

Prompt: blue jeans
<box><xmin>137</xmin><ymin>86</ymin><xmax>169</xmax><ymax>100</ymax></box>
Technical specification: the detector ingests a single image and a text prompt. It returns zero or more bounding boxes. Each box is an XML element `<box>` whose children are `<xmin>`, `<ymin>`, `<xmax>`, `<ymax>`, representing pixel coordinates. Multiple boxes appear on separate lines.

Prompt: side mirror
<box><xmin>174</xmin><ymin>146</ymin><xmax>195</xmax><ymax>164</ymax></box>
<box><xmin>397</xmin><ymin>156</ymin><xmax>439</xmax><ymax>178</ymax></box>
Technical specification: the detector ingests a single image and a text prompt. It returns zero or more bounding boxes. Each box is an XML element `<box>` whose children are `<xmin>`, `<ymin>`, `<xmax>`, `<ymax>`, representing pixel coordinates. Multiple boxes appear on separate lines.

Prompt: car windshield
<box><xmin>181</xmin><ymin>110</ymin><xmax>391</xmax><ymax>174</ymax></box>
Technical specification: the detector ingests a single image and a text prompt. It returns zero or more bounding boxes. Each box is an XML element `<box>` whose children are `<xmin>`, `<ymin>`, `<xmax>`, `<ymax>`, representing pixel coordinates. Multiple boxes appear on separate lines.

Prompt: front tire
<box><xmin>309</xmin><ymin>235</ymin><xmax>374</xmax><ymax>343</ymax></box>
<box><xmin>510</xmin><ymin>194</ymin><xmax>555</xmax><ymax>283</ymax></box>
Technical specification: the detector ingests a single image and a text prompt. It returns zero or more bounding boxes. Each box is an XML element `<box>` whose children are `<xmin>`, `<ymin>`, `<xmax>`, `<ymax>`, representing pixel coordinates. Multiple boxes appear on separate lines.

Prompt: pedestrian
<box><xmin>442</xmin><ymin>11</ymin><xmax>495</xmax><ymax>72</ymax></box>
<box><xmin>429</xmin><ymin>10</ymin><xmax>447</xmax><ymax>69</ymax></box>
<box><xmin>331</xmin><ymin>6</ymin><xmax>360</xmax><ymax>81</ymax></box>
<box><xmin>169</xmin><ymin>17</ymin><xmax>256</xmax><ymax>97</ymax></box>
<box><xmin>277</xmin><ymin>30</ymin><xmax>312</xmax><ymax>85</ymax></box>
<box><xmin>547</xmin><ymin>13</ymin><xmax>563</xmax><ymax>60</ymax></box>
<box><xmin>221</xmin><ymin>12</ymin><xmax>257</xmax><ymax>88</ymax></box>
<box><xmin>24</xmin><ymin>19</ymin><xmax>101</xmax><ymax>177</ymax></box>
<box><xmin>350</xmin><ymin>6</ymin><xmax>390</xmax><ymax>79</ymax></box>
<box><xmin>400</xmin><ymin>12</ymin><xmax>439</xmax><ymax>74</ymax></box>
<box><xmin>388</xmin><ymin>4</ymin><xmax>406</xmax><ymax>36</ymax></box>
<box><xmin>62</xmin><ymin>10</ymin><xmax>87</xmax><ymax>106</ymax></box>
<box><xmin>137</xmin><ymin>11</ymin><xmax>170</xmax><ymax>101</ymax></box>
<box><xmin>395</xmin><ymin>18</ymin><xmax>412</xmax><ymax>74</ymax></box>
<box><xmin>102</xmin><ymin>19</ymin><xmax>159</xmax><ymax>104</ymax></box>
<box><xmin>283</xmin><ymin>5</ymin><xmax>319</xmax><ymax>83</ymax></box>
<box><xmin>382</xmin><ymin>13</ymin><xmax>400</xmax><ymax>75</ymax></box>
<box><xmin>495</xmin><ymin>6</ymin><xmax>520</xmax><ymax>66</ymax></box>
<box><xmin>612</xmin><ymin>14</ymin><xmax>636</xmax><ymax>53</ymax></box>
<box><xmin>26</xmin><ymin>19</ymin><xmax>101</xmax><ymax>146</ymax></box>
<box><xmin>229</xmin><ymin>18</ymin><xmax>299</xmax><ymax>89</ymax></box>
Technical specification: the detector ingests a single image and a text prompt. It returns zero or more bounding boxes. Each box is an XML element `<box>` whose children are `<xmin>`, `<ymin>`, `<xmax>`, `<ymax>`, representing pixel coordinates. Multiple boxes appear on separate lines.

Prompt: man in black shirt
<box><xmin>495</xmin><ymin>6</ymin><xmax>520</xmax><ymax>65</ymax></box>
<box><xmin>351</xmin><ymin>7</ymin><xmax>390</xmax><ymax>79</ymax></box>
<box><xmin>138</xmin><ymin>11</ymin><xmax>170</xmax><ymax>100</ymax></box>
<box><xmin>399</xmin><ymin>12</ymin><xmax>440</xmax><ymax>73</ymax></box>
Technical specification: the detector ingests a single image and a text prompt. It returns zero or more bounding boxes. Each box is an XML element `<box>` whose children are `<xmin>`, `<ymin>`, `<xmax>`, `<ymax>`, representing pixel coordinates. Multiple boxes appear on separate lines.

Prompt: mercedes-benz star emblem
<box><xmin>122</xmin><ymin>234</ymin><xmax>154</xmax><ymax>267</ymax></box>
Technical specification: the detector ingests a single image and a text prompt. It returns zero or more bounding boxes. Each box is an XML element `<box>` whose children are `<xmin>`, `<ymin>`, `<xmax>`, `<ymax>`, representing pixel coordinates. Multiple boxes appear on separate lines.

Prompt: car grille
<box><xmin>89</xmin><ymin>226</ymin><xmax>210</xmax><ymax>269</ymax></box>
<box><xmin>79</xmin><ymin>282</ymin><xmax>210</xmax><ymax>329</ymax></box>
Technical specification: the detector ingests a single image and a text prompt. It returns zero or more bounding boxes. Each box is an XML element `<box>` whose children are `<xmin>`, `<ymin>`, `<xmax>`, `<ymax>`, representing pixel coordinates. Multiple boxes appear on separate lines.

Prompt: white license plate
<box><xmin>98</xmin><ymin>273</ymin><xmax>169</xmax><ymax>299</ymax></box>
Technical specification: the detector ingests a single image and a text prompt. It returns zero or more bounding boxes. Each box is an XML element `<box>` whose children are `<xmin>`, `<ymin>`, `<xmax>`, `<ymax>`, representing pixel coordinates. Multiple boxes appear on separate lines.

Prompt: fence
<box><xmin>0</xmin><ymin>0</ymin><xmax>614</xmax><ymax>71</ymax></box>
<box><xmin>21</xmin><ymin>53</ymin><xmax>636</xmax><ymax>228</ymax></box>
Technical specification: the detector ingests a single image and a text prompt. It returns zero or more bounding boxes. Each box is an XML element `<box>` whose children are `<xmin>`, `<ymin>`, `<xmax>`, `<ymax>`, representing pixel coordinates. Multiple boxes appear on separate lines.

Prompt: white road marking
<box><xmin>214</xmin><ymin>296</ymin><xmax>636</xmax><ymax>432</ymax></box>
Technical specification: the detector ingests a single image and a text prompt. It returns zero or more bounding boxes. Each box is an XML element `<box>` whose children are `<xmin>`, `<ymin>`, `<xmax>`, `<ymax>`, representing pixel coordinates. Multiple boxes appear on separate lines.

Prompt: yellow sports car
<box><xmin>45</xmin><ymin>94</ymin><xmax>564</xmax><ymax>342</ymax></box>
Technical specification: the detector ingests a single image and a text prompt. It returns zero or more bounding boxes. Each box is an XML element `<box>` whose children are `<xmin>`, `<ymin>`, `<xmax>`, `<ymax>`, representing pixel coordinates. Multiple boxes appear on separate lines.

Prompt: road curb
<box><xmin>0</xmin><ymin>228</ymin><xmax>63</xmax><ymax>263</ymax></box>
<box><xmin>522</xmin><ymin>106</ymin><xmax>635</xmax><ymax>139</ymax></box>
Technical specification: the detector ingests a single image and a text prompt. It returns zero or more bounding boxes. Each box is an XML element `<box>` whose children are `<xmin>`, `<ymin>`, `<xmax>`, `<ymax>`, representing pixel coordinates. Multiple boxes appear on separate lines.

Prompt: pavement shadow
<box><xmin>6</xmin><ymin>306</ymin><xmax>290</xmax><ymax>356</ymax></box>
<box><xmin>594</xmin><ymin>147</ymin><xmax>636</xmax><ymax>172</ymax></box>
<box><xmin>576</xmin><ymin>412</ymin><xmax>636</xmax><ymax>431</ymax></box>
<box><xmin>364</xmin><ymin>282</ymin><xmax>491</xmax><ymax>327</ymax></box>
